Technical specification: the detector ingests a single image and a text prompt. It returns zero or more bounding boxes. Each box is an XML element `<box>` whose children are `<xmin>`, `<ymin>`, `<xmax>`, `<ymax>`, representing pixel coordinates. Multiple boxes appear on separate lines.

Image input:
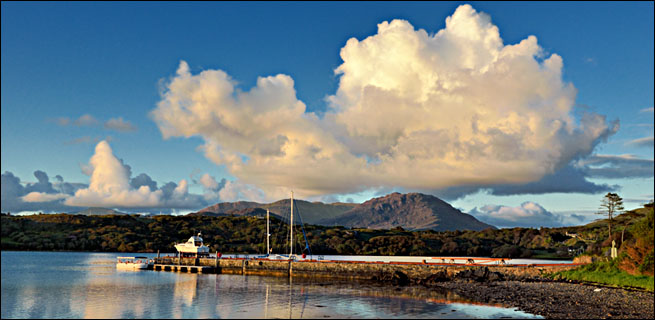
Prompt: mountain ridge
<box><xmin>322</xmin><ymin>192</ymin><xmax>494</xmax><ymax>231</ymax></box>
<box><xmin>194</xmin><ymin>192</ymin><xmax>494</xmax><ymax>231</ymax></box>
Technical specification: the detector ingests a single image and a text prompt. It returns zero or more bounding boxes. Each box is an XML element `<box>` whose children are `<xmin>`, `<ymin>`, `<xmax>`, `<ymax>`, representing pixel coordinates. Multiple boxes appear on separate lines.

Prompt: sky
<box><xmin>2</xmin><ymin>1</ymin><xmax>653</xmax><ymax>228</ymax></box>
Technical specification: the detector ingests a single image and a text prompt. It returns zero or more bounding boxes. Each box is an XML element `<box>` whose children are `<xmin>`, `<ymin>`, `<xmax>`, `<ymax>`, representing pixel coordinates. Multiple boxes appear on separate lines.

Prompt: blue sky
<box><xmin>2</xmin><ymin>1</ymin><xmax>653</xmax><ymax>228</ymax></box>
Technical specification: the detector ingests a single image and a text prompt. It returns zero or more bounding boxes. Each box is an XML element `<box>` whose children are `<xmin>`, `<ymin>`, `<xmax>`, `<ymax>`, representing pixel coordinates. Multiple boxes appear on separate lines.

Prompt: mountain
<box><xmin>261</xmin><ymin>199</ymin><xmax>357</xmax><ymax>225</ymax></box>
<box><xmin>189</xmin><ymin>207</ymin><xmax>284</xmax><ymax>220</ymax></box>
<box><xmin>186</xmin><ymin>211</ymin><xmax>230</xmax><ymax>217</ymax></box>
<box><xmin>195</xmin><ymin>199</ymin><xmax>356</xmax><ymax>224</ymax></box>
<box><xmin>194</xmin><ymin>192</ymin><xmax>493</xmax><ymax>231</ymax></box>
<box><xmin>322</xmin><ymin>192</ymin><xmax>494</xmax><ymax>231</ymax></box>
<box><xmin>71</xmin><ymin>207</ymin><xmax>129</xmax><ymax>216</ymax></box>
<box><xmin>198</xmin><ymin>201</ymin><xmax>263</xmax><ymax>214</ymax></box>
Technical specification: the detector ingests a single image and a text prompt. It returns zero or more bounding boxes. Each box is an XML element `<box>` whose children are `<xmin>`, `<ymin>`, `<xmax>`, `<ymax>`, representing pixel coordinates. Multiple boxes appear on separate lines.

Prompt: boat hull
<box><xmin>175</xmin><ymin>244</ymin><xmax>209</xmax><ymax>254</ymax></box>
<box><xmin>116</xmin><ymin>262</ymin><xmax>149</xmax><ymax>270</ymax></box>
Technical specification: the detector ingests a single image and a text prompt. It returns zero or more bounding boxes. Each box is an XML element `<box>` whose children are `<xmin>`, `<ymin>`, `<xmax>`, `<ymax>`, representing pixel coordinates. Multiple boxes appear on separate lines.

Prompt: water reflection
<box><xmin>2</xmin><ymin>252</ymin><xmax>542</xmax><ymax>319</ymax></box>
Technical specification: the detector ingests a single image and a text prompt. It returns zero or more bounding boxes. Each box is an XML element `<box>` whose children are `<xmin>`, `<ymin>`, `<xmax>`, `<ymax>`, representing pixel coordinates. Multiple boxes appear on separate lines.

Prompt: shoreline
<box><xmin>157</xmin><ymin>255</ymin><xmax>654</xmax><ymax>318</ymax></box>
<box><xmin>268</xmin><ymin>275</ymin><xmax>655</xmax><ymax>319</ymax></box>
<box><xmin>430</xmin><ymin>279</ymin><xmax>654</xmax><ymax>319</ymax></box>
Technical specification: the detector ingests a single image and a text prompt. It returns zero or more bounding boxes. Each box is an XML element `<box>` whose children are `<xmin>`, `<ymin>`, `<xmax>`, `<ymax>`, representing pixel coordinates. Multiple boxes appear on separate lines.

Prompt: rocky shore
<box><xmin>432</xmin><ymin>279</ymin><xmax>654</xmax><ymax>319</ymax></box>
<box><xmin>287</xmin><ymin>265</ymin><xmax>653</xmax><ymax>319</ymax></box>
<box><xmin>183</xmin><ymin>257</ymin><xmax>654</xmax><ymax>319</ymax></box>
<box><xmin>370</xmin><ymin>267</ymin><xmax>654</xmax><ymax>319</ymax></box>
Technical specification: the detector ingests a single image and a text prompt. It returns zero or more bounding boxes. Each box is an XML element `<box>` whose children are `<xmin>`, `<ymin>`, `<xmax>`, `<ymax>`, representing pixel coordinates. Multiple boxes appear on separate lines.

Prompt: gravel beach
<box><xmin>433</xmin><ymin>280</ymin><xmax>654</xmax><ymax>319</ymax></box>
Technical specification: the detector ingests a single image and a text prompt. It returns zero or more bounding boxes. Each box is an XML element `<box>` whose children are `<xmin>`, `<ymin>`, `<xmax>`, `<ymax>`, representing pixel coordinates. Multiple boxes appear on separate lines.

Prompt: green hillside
<box><xmin>551</xmin><ymin>203</ymin><xmax>654</xmax><ymax>291</ymax></box>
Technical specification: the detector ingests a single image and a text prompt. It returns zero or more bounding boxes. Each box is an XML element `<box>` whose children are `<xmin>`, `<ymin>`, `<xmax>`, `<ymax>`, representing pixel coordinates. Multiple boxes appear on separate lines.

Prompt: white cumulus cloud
<box><xmin>21</xmin><ymin>192</ymin><xmax>69</xmax><ymax>203</ymax></box>
<box><xmin>199</xmin><ymin>173</ymin><xmax>220</xmax><ymax>190</ymax></box>
<box><xmin>198</xmin><ymin>173</ymin><xmax>226</xmax><ymax>202</ymax></box>
<box><xmin>218</xmin><ymin>180</ymin><xmax>267</xmax><ymax>203</ymax></box>
<box><xmin>469</xmin><ymin>202</ymin><xmax>564</xmax><ymax>228</ymax></box>
<box><xmin>151</xmin><ymin>4</ymin><xmax>616</xmax><ymax>200</ymax></box>
<box><xmin>65</xmin><ymin>141</ymin><xmax>164</xmax><ymax>208</ymax></box>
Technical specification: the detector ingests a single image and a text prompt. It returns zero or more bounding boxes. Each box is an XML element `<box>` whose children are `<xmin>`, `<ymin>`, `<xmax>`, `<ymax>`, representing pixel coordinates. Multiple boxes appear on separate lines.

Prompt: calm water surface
<box><xmin>1</xmin><ymin>251</ymin><xmax>543</xmax><ymax>319</ymax></box>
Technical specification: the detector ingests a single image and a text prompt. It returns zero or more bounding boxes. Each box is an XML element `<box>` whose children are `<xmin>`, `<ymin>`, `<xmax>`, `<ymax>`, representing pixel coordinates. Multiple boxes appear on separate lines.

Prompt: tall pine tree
<box><xmin>598</xmin><ymin>192</ymin><xmax>624</xmax><ymax>241</ymax></box>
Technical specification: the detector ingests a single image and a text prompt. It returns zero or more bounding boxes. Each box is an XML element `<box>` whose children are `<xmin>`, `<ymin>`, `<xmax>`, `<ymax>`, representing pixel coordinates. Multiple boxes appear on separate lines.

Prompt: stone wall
<box><xmin>153</xmin><ymin>257</ymin><xmax>579</xmax><ymax>283</ymax></box>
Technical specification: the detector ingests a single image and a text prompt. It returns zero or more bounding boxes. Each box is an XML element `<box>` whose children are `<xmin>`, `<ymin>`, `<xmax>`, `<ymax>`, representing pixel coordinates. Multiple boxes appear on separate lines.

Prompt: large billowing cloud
<box><xmin>151</xmin><ymin>4</ymin><xmax>616</xmax><ymax>200</ymax></box>
<box><xmin>151</xmin><ymin>60</ymin><xmax>367</xmax><ymax>200</ymax></box>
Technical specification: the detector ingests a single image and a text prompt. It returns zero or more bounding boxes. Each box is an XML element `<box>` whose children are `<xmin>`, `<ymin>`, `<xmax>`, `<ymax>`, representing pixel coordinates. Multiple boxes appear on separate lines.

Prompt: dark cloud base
<box><xmin>426</xmin><ymin>164</ymin><xmax>617</xmax><ymax>201</ymax></box>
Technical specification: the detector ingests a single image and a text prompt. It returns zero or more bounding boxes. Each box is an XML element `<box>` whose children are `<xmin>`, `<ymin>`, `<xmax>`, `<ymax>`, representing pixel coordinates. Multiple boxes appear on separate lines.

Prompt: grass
<box><xmin>551</xmin><ymin>260</ymin><xmax>654</xmax><ymax>292</ymax></box>
<box><xmin>530</xmin><ymin>249</ymin><xmax>570</xmax><ymax>260</ymax></box>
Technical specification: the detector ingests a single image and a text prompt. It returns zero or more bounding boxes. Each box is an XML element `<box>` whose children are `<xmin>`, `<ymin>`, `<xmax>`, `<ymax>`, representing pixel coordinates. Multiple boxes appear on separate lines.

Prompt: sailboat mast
<box><xmin>290</xmin><ymin>191</ymin><xmax>294</xmax><ymax>257</ymax></box>
<box><xmin>266</xmin><ymin>209</ymin><xmax>270</xmax><ymax>255</ymax></box>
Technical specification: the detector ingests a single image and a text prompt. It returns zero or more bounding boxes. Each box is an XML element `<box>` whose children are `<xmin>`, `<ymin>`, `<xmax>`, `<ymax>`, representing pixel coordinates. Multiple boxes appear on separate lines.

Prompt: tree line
<box><xmin>3</xmin><ymin>205</ymin><xmax>648</xmax><ymax>261</ymax></box>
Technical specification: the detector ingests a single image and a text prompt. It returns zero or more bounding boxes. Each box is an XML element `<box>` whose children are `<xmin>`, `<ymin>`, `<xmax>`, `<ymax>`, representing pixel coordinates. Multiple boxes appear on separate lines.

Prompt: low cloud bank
<box><xmin>469</xmin><ymin>202</ymin><xmax>583</xmax><ymax>228</ymax></box>
<box><xmin>1</xmin><ymin>141</ymin><xmax>230</xmax><ymax>214</ymax></box>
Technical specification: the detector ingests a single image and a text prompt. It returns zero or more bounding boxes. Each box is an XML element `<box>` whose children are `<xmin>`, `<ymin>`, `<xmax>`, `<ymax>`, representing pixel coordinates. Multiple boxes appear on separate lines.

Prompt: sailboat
<box><xmin>255</xmin><ymin>208</ymin><xmax>273</xmax><ymax>259</ymax></box>
<box><xmin>266</xmin><ymin>191</ymin><xmax>311</xmax><ymax>261</ymax></box>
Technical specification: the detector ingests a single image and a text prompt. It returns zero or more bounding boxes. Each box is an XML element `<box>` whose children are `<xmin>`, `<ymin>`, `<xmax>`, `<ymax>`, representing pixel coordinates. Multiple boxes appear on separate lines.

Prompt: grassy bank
<box><xmin>551</xmin><ymin>204</ymin><xmax>654</xmax><ymax>292</ymax></box>
<box><xmin>551</xmin><ymin>259</ymin><xmax>654</xmax><ymax>291</ymax></box>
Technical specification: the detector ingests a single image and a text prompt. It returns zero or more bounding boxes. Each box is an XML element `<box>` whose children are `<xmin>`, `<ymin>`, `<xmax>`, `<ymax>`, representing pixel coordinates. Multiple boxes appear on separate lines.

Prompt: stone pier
<box><xmin>151</xmin><ymin>256</ymin><xmax>580</xmax><ymax>283</ymax></box>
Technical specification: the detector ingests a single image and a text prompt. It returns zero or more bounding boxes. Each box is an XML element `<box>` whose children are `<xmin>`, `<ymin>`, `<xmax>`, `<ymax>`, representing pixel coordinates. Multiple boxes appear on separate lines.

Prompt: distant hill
<box><xmin>71</xmin><ymin>207</ymin><xmax>128</xmax><ymax>216</ymax></box>
<box><xmin>198</xmin><ymin>201</ymin><xmax>263</xmax><ymax>214</ymax></box>
<box><xmin>323</xmin><ymin>192</ymin><xmax>495</xmax><ymax>231</ymax></box>
<box><xmin>189</xmin><ymin>207</ymin><xmax>284</xmax><ymax>220</ymax></box>
<box><xmin>186</xmin><ymin>211</ymin><xmax>229</xmax><ymax>217</ymax></box>
<box><xmin>195</xmin><ymin>192</ymin><xmax>493</xmax><ymax>231</ymax></box>
<box><xmin>261</xmin><ymin>199</ymin><xmax>357</xmax><ymax>224</ymax></box>
<box><xmin>195</xmin><ymin>199</ymin><xmax>355</xmax><ymax>224</ymax></box>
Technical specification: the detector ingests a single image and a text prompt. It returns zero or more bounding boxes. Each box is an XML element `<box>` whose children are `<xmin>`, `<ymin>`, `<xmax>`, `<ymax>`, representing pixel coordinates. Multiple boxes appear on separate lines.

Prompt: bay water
<box><xmin>1</xmin><ymin>251</ymin><xmax>543</xmax><ymax>319</ymax></box>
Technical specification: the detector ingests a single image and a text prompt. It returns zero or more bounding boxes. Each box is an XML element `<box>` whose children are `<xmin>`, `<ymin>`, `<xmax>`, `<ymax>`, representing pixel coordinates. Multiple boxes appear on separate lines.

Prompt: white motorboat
<box><xmin>175</xmin><ymin>233</ymin><xmax>210</xmax><ymax>258</ymax></box>
<box><xmin>116</xmin><ymin>256</ymin><xmax>151</xmax><ymax>270</ymax></box>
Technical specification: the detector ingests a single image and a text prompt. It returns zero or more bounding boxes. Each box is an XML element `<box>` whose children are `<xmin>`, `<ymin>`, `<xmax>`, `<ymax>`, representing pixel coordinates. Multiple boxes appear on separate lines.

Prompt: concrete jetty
<box><xmin>152</xmin><ymin>264</ymin><xmax>214</xmax><ymax>273</ymax></box>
